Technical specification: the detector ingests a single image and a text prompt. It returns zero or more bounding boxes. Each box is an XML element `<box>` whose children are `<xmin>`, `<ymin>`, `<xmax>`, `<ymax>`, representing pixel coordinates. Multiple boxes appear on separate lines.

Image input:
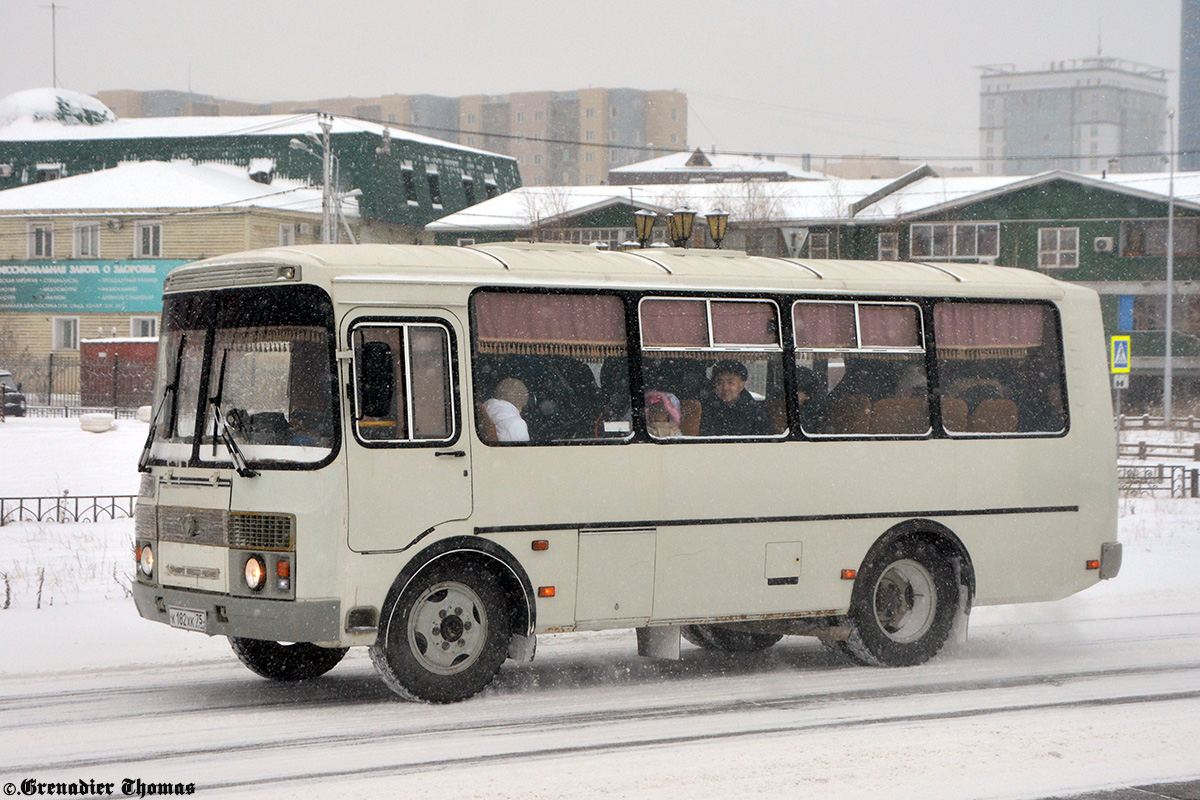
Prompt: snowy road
<box><xmin>2</xmin><ymin>600</ymin><xmax>1200</xmax><ymax>799</ymax></box>
<box><xmin>2</xmin><ymin>419</ymin><xmax>1199</xmax><ymax>798</ymax></box>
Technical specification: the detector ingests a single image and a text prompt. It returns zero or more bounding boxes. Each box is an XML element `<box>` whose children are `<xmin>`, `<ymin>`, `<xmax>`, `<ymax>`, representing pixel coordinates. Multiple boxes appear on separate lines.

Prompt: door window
<box><xmin>351</xmin><ymin>322</ymin><xmax>456</xmax><ymax>445</ymax></box>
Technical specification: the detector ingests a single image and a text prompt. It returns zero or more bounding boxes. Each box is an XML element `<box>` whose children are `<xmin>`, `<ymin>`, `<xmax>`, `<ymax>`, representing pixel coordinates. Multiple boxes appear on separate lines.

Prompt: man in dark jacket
<box><xmin>699</xmin><ymin>361</ymin><xmax>776</xmax><ymax>437</ymax></box>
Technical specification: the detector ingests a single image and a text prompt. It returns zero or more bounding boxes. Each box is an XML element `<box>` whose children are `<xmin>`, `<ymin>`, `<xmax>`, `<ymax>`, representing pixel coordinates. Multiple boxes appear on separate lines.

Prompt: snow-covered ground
<box><xmin>1</xmin><ymin>417</ymin><xmax>1199</xmax><ymax>799</ymax></box>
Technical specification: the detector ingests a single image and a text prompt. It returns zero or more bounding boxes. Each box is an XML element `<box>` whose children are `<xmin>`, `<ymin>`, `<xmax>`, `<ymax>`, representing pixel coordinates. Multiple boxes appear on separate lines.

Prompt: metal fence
<box><xmin>1117</xmin><ymin>414</ymin><xmax>1200</xmax><ymax>432</ymax></box>
<box><xmin>0</xmin><ymin>495</ymin><xmax>137</xmax><ymax>527</ymax></box>
<box><xmin>1</xmin><ymin>353</ymin><xmax>154</xmax><ymax>408</ymax></box>
<box><xmin>1117</xmin><ymin>441</ymin><xmax>1200</xmax><ymax>462</ymax></box>
<box><xmin>1117</xmin><ymin>464</ymin><xmax>1200</xmax><ymax>498</ymax></box>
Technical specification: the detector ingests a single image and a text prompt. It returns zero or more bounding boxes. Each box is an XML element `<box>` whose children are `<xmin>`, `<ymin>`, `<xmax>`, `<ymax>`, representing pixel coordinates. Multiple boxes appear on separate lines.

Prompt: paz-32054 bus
<box><xmin>133</xmin><ymin>242</ymin><xmax>1120</xmax><ymax>702</ymax></box>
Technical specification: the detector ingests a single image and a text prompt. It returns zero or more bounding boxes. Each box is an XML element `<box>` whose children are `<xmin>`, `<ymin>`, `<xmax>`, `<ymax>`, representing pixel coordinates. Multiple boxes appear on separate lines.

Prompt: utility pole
<box><xmin>1166</xmin><ymin>108</ymin><xmax>1177</xmax><ymax>425</ymax></box>
<box><xmin>319</xmin><ymin>114</ymin><xmax>334</xmax><ymax>244</ymax></box>
<box><xmin>42</xmin><ymin>3</ymin><xmax>65</xmax><ymax>87</ymax></box>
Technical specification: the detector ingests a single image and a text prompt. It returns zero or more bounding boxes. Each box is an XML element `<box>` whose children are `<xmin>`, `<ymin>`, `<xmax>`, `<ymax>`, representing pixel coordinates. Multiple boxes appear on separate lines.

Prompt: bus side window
<box><xmin>351</xmin><ymin>322</ymin><xmax>456</xmax><ymax>445</ymax></box>
<box><xmin>933</xmin><ymin>302</ymin><xmax>1066</xmax><ymax>435</ymax></box>
<box><xmin>470</xmin><ymin>291</ymin><xmax>630</xmax><ymax>445</ymax></box>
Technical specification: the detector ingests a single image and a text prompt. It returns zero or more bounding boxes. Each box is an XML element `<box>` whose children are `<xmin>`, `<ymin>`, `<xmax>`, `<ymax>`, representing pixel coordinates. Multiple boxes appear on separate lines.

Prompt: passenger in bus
<box><xmin>699</xmin><ymin>361</ymin><xmax>775</xmax><ymax>437</ymax></box>
<box><xmin>484</xmin><ymin>378</ymin><xmax>530</xmax><ymax>442</ymax></box>
<box><xmin>794</xmin><ymin>367</ymin><xmax>827</xmax><ymax>433</ymax></box>
<box><xmin>644</xmin><ymin>390</ymin><xmax>682</xmax><ymax>438</ymax></box>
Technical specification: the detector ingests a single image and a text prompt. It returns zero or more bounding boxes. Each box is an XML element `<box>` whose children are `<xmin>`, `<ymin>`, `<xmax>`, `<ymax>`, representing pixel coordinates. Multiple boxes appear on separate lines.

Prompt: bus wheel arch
<box><xmin>370</xmin><ymin>537</ymin><xmax>535</xmax><ymax>702</ymax></box>
<box><xmin>838</xmin><ymin>520</ymin><xmax>974</xmax><ymax>668</ymax></box>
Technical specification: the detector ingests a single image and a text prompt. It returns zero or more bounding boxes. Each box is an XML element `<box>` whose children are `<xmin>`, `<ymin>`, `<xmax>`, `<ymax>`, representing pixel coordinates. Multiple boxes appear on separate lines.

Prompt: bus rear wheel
<box><xmin>682</xmin><ymin>624</ymin><xmax>782</xmax><ymax>653</ymax></box>
<box><xmin>842</xmin><ymin>538</ymin><xmax>958</xmax><ymax>667</ymax></box>
<box><xmin>229</xmin><ymin>637</ymin><xmax>348</xmax><ymax>682</ymax></box>
<box><xmin>370</xmin><ymin>560</ymin><xmax>511</xmax><ymax>703</ymax></box>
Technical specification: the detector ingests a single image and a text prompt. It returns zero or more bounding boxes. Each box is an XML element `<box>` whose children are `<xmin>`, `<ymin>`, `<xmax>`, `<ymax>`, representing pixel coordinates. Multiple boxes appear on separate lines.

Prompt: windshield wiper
<box><xmin>138</xmin><ymin>334</ymin><xmax>185</xmax><ymax>473</ymax></box>
<box><xmin>209</xmin><ymin>349</ymin><xmax>258</xmax><ymax>478</ymax></box>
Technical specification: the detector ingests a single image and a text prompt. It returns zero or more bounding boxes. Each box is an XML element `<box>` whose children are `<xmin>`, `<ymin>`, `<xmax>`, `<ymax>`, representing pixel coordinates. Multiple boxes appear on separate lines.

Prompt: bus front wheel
<box><xmin>370</xmin><ymin>560</ymin><xmax>511</xmax><ymax>703</ymax></box>
<box><xmin>229</xmin><ymin>637</ymin><xmax>348</xmax><ymax>682</ymax></box>
<box><xmin>842</xmin><ymin>538</ymin><xmax>959</xmax><ymax>667</ymax></box>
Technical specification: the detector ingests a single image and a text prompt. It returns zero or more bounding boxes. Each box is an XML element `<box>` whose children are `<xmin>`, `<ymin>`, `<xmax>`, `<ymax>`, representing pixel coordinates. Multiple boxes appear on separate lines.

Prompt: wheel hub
<box><xmin>408</xmin><ymin>583</ymin><xmax>487</xmax><ymax>675</ymax></box>
<box><xmin>872</xmin><ymin>558</ymin><xmax>937</xmax><ymax>644</ymax></box>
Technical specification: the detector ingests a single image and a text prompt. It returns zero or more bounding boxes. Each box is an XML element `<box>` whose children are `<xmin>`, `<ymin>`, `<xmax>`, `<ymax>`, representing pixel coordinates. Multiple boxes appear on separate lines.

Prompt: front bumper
<box><xmin>134</xmin><ymin>582</ymin><xmax>341</xmax><ymax>643</ymax></box>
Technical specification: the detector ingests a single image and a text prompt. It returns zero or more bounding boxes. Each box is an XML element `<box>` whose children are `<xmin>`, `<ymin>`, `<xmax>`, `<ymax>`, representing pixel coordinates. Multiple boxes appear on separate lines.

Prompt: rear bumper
<box><xmin>1100</xmin><ymin>541</ymin><xmax>1122</xmax><ymax>581</ymax></box>
<box><xmin>133</xmin><ymin>582</ymin><xmax>341</xmax><ymax>643</ymax></box>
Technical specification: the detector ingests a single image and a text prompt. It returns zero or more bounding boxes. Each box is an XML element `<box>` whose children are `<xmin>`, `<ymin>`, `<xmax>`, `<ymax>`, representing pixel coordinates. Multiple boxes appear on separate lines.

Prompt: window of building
<box><xmin>1122</xmin><ymin>219</ymin><xmax>1200</xmax><ymax>257</ymax></box>
<box><xmin>74</xmin><ymin>222</ymin><xmax>100</xmax><ymax>258</ymax></box>
<box><xmin>584</xmin><ymin>174</ymin><xmax>596</xmax><ymax>184</ymax></box>
<box><xmin>910</xmin><ymin>223</ymin><xmax>999</xmax><ymax>260</ymax></box>
<box><xmin>351</xmin><ymin>323</ymin><xmax>456</xmax><ymax>445</ymax></box>
<box><xmin>426</xmin><ymin>168</ymin><xmax>442</xmax><ymax>207</ymax></box>
<box><xmin>639</xmin><ymin>298</ymin><xmax>786</xmax><ymax>439</ymax></box>
<box><xmin>808</xmin><ymin>232</ymin><xmax>829</xmax><ymax>258</ymax></box>
<box><xmin>933</xmin><ymin>302</ymin><xmax>1066</xmax><ymax>435</ymax></box>
<box><xmin>878</xmin><ymin>232</ymin><xmax>899</xmax><ymax>260</ymax></box>
<box><xmin>585</xmin><ymin>152</ymin><xmax>595</xmax><ymax>163</ymax></box>
<box><xmin>533</xmin><ymin>154</ymin><xmax>543</xmax><ymax>165</ymax></box>
<box><xmin>135</xmin><ymin>222</ymin><xmax>162</xmax><ymax>257</ymax></box>
<box><xmin>456</xmin><ymin>238</ymin><xmax>476</xmax><ymax>247</ymax></box>
<box><xmin>35</xmin><ymin>164</ymin><xmax>63</xmax><ymax>182</ymax></box>
<box><xmin>516</xmin><ymin>111</ymin><xmax>527</xmax><ymax>122</ymax></box>
<box><xmin>585</xmin><ymin>130</ymin><xmax>596</xmax><ymax>141</ymax></box>
<box><xmin>279</xmin><ymin>223</ymin><xmax>296</xmax><ymax>246</ymax></box>
<box><xmin>53</xmin><ymin>317</ymin><xmax>79</xmax><ymax>351</ymax></box>
<box><xmin>130</xmin><ymin>317</ymin><xmax>158</xmax><ymax>338</ymax></box>
<box><xmin>534</xmin><ymin>110</ymin><xmax>544</xmax><ymax>121</ymax></box>
<box><xmin>466</xmin><ymin>113</ymin><xmax>477</xmax><ymax>125</ymax></box>
<box><xmin>585</xmin><ymin>108</ymin><xmax>596</xmax><ymax>119</ymax></box>
<box><xmin>794</xmin><ymin>301</ymin><xmax>928</xmax><ymax>437</ymax></box>
<box><xmin>471</xmin><ymin>291</ymin><xmax>630</xmax><ymax>444</ymax></box>
<box><xmin>462</xmin><ymin>174</ymin><xmax>475</xmax><ymax>204</ymax></box>
<box><xmin>671</xmin><ymin>108</ymin><xmax>679</xmax><ymax>121</ymax></box>
<box><xmin>484</xmin><ymin>177</ymin><xmax>499</xmax><ymax>199</ymax></box>
<box><xmin>28</xmin><ymin>222</ymin><xmax>53</xmax><ymax>259</ymax></box>
<box><xmin>1038</xmin><ymin>227</ymin><xmax>1078</xmax><ymax>268</ymax></box>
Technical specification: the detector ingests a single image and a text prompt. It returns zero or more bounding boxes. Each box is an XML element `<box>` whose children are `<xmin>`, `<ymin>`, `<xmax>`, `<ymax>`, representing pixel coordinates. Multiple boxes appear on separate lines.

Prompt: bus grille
<box><xmin>134</xmin><ymin>504</ymin><xmax>157</xmax><ymax>539</ymax></box>
<box><xmin>157</xmin><ymin>507</ymin><xmax>228</xmax><ymax>546</ymax></box>
<box><xmin>228</xmin><ymin>512</ymin><xmax>295</xmax><ymax>551</ymax></box>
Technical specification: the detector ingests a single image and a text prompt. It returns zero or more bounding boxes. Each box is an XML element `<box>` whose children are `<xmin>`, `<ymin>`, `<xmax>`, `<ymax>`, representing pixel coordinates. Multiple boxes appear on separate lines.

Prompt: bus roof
<box><xmin>166</xmin><ymin>241</ymin><xmax>1073</xmax><ymax>300</ymax></box>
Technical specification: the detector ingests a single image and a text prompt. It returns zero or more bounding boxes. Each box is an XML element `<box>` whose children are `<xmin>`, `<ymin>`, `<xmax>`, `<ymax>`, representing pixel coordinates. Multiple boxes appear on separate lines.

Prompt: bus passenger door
<box><xmin>344</xmin><ymin>313</ymin><xmax>472</xmax><ymax>553</ymax></box>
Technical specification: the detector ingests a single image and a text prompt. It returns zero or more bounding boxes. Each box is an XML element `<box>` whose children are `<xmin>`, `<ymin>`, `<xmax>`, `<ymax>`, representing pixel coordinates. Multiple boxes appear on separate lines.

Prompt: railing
<box><xmin>1117</xmin><ymin>463</ymin><xmax>1200</xmax><ymax>498</ymax></box>
<box><xmin>0</xmin><ymin>495</ymin><xmax>137</xmax><ymax>527</ymax></box>
<box><xmin>1117</xmin><ymin>441</ymin><xmax>1200</xmax><ymax>461</ymax></box>
<box><xmin>1116</xmin><ymin>414</ymin><xmax>1200</xmax><ymax>432</ymax></box>
<box><xmin>23</xmin><ymin>406</ymin><xmax>141</xmax><ymax>420</ymax></box>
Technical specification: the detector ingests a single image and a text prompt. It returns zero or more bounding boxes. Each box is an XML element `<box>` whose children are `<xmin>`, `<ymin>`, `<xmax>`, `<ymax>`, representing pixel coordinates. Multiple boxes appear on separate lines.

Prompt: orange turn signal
<box><xmin>531</xmin><ymin>540</ymin><xmax>549</xmax><ymax>551</ymax></box>
<box><xmin>537</xmin><ymin>586</ymin><xmax>556</xmax><ymax>598</ymax></box>
<box><xmin>1085</xmin><ymin>559</ymin><xmax>1100</xmax><ymax>570</ymax></box>
<box><xmin>276</xmin><ymin>559</ymin><xmax>291</xmax><ymax>578</ymax></box>
<box><xmin>841</xmin><ymin>569</ymin><xmax>857</xmax><ymax>580</ymax></box>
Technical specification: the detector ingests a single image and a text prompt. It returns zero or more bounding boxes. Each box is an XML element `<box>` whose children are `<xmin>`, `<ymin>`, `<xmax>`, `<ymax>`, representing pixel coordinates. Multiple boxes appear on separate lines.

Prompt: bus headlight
<box><xmin>138</xmin><ymin>544</ymin><xmax>154</xmax><ymax>577</ymax></box>
<box><xmin>244</xmin><ymin>555</ymin><xmax>267</xmax><ymax>592</ymax></box>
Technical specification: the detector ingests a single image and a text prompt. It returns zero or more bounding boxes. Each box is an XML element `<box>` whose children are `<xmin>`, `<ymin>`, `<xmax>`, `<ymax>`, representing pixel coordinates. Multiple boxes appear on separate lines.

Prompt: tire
<box><xmin>229</xmin><ymin>637</ymin><xmax>348</xmax><ymax>682</ymax></box>
<box><xmin>370</xmin><ymin>559</ymin><xmax>511</xmax><ymax>703</ymax></box>
<box><xmin>681</xmin><ymin>624</ymin><xmax>782</xmax><ymax>653</ymax></box>
<box><xmin>841</xmin><ymin>537</ymin><xmax>959</xmax><ymax>667</ymax></box>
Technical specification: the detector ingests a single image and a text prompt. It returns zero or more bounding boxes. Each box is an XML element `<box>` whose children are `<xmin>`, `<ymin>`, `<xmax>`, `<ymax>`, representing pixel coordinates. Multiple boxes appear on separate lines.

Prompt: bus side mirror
<box><xmin>358</xmin><ymin>341</ymin><xmax>395</xmax><ymax>418</ymax></box>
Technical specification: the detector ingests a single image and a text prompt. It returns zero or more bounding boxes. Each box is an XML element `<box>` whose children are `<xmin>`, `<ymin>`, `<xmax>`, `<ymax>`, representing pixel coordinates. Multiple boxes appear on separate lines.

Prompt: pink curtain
<box><xmin>474</xmin><ymin>292</ymin><xmax>625</xmax><ymax>345</ymax></box>
<box><xmin>793</xmin><ymin>302</ymin><xmax>856</xmax><ymax>348</ymax></box>
<box><xmin>934</xmin><ymin>303</ymin><xmax>1044</xmax><ymax>348</ymax></box>
<box><xmin>711</xmin><ymin>301</ymin><xmax>777</xmax><ymax>345</ymax></box>
<box><xmin>640</xmin><ymin>299</ymin><xmax>708</xmax><ymax>346</ymax></box>
<box><xmin>860</xmin><ymin>305</ymin><xmax>921</xmax><ymax>347</ymax></box>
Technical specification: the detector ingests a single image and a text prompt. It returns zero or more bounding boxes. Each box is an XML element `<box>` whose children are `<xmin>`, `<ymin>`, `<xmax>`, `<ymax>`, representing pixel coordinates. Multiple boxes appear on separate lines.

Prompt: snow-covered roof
<box><xmin>610</xmin><ymin>148</ymin><xmax>825</xmax><ymax>181</ymax></box>
<box><xmin>855</xmin><ymin>170</ymin><xmax>1200</xmax><ymax>220</ymax></box>
<box><xmin>0</xmin><ymin>160</ymin><xmax>353</xmax><ymax>216</ymax></box>
<box><xmin>0</xmin><ymin>88</ymin><xmax>117</xmax><ymax>129</ymax></box>
<box><xmin>0</xmin><ymin>88</ymin><xmax>511</xmax><ymax>161</ymax></box>
<box><xmin>427</xmin><ymin>178</ymin><xmax>896</xmax><ymax>231</ymax></box>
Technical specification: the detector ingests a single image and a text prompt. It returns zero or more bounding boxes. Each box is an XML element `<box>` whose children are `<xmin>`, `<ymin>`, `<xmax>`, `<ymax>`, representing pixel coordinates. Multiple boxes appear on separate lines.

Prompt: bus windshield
<box><xmin>144</xmin><ymin>284</ymin><xmax>337</xmax><ymax>469</ymax></box>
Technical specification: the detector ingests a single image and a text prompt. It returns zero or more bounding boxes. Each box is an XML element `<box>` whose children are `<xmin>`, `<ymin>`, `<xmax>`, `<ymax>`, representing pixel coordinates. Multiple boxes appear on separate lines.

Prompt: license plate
<box><xmin>168</xmin><ymin>606</ymin><xmax>208</xmax><ymax>632</ymax></box>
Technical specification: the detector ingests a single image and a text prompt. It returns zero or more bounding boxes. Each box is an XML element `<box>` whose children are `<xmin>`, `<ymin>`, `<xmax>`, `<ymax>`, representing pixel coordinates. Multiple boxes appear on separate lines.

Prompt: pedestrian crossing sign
<box><xmin>1110</xmin><ymin>335</ymin><xmax>1131</xmax><ymax>374</ymax></box>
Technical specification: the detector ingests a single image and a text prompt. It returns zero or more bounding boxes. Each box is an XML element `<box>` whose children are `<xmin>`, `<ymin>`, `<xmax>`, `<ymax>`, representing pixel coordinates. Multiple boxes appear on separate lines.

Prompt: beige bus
<box><xmin>133</xmin><ymin>242</ymin><xmax>1120</xmax><ymax>702</ymax></box>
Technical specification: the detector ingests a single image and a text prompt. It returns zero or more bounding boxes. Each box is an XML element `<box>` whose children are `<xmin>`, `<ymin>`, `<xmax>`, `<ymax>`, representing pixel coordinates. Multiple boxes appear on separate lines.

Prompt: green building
<box><xmin>0</xmin><ymin>88</ymin><xmax>520</xmax><ymax>238</ymax></box>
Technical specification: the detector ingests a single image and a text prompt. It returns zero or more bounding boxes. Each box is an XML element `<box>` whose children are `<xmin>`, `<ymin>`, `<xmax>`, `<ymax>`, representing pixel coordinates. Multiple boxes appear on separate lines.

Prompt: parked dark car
<box><xmin>1</xmin><ymin>370</ymin><xmax>27</xmax><ymax>417</ymax></box>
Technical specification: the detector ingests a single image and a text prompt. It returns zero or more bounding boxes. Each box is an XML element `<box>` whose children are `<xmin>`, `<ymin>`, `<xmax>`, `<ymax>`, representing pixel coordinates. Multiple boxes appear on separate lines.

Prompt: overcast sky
<box><xmin>0</xmin><ymin>1</ymin><xmax>1183</xmax><ymax>167</ymax></box>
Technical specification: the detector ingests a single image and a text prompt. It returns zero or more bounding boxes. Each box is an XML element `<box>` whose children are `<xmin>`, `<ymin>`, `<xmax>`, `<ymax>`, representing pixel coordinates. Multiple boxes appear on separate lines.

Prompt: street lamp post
<box><xmin>1166</xmin><ymin>108</ymin><xmax>1176</xmax><ymax>425</ymax></box>
<box><xmin>706</xmin><ymin>207</ymin><xmax>729</xmax><ymax>249</ymax></box>
<box><xmin>666</xmin><ymin>206</ymin><xmax>696</xmax><ymax>248</ymax></box>
<box><xmin>633</xmin><ymin>208</ymin><xmax>657</xmax><ymax>248</ymax></box>
<box><xmin>289</xmin><ymin>113</ymin><xmax>350</xmax><ymax>244</ymax></box>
